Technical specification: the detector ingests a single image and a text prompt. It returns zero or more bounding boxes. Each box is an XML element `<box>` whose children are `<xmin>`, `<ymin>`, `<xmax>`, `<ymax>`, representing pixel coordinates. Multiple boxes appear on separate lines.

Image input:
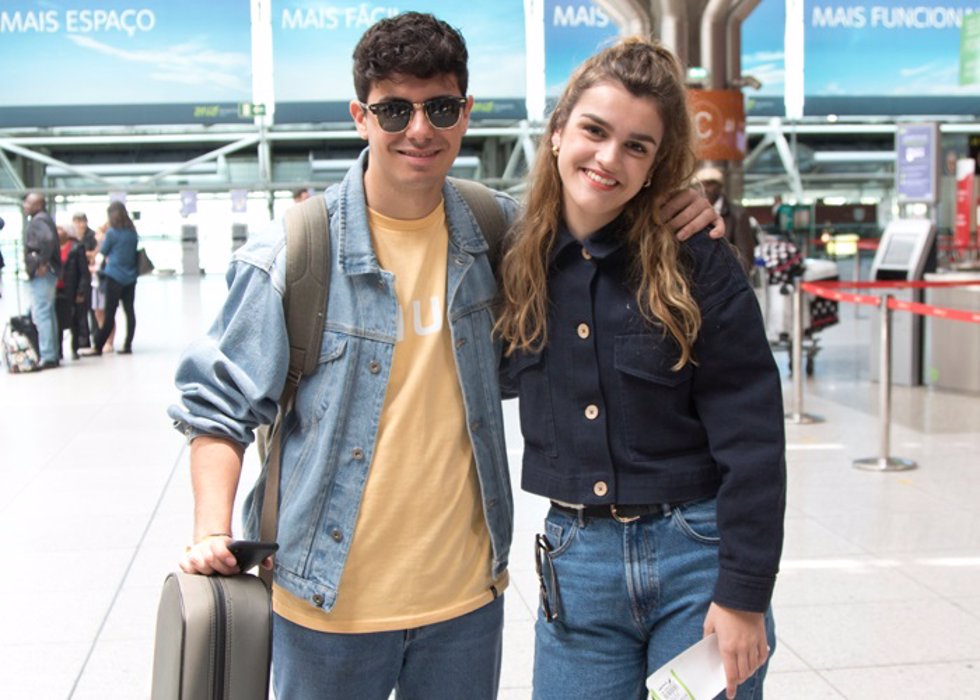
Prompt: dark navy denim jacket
<box><xmin>502</xmin><ymin>221</ymin><xmax>786</xmax><ymax>612</ymax></box>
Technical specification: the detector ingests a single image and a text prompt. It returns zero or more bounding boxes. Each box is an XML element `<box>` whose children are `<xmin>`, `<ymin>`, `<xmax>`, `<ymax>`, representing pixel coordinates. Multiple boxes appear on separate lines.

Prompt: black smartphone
<box><xmin>227</xmin><ymin>540</ymin><xmax>279</xmax><ymax>572</ymax></box>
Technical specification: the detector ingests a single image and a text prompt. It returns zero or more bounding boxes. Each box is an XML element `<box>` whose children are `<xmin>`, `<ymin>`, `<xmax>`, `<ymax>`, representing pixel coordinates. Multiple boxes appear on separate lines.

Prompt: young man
<box><xmin>170</xmin><ymin>13</ymin><xmax>722</xmax><ymax>699</ymax></box>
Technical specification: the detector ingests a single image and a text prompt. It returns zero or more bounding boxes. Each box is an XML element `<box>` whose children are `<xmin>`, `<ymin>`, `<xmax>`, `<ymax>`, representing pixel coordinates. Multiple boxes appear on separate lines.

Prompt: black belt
<box><xmin>551</xmin><ymin>501</ymin><xmax>675</xmax><ymax>523</ymax></box>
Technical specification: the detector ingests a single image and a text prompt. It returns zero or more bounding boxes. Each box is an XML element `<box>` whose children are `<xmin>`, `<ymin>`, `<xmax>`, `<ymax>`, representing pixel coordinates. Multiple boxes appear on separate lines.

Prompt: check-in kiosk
<box><xmin>181</xmin><ymin>225</ymin><xmax>201</xmax><ymax>276</ymax></box>
<box><xmin>231</xmin><ymin>223</ymin><xmax>248</xmax><ymax>253</ymax></box>
<box><xmin>869</xmin><ymin>219</ymin><xmax>936</xmax><ymax>385</ymax></box>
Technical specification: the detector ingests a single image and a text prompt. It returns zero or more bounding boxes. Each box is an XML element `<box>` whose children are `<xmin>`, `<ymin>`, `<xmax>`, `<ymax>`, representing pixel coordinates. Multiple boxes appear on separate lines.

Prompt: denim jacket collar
<box><xmin>337</xmin><ymin>149</ymin><xmax>489</xmax><ymax>277</ymax></box>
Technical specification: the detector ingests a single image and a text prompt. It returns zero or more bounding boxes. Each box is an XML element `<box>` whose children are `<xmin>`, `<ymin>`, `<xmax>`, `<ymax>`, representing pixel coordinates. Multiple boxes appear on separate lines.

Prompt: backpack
<box><xmin>254</xmin><ymin>180</ymin><xmax>509</xmax><ymax>543</ymax></box>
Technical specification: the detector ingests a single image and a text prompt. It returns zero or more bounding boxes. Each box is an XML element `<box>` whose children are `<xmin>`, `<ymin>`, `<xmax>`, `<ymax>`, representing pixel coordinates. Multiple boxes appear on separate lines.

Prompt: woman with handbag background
<box><xmin>86</xmin><ymin>201</ymin><xmax>138</xmax><ymax>355</ymax></box>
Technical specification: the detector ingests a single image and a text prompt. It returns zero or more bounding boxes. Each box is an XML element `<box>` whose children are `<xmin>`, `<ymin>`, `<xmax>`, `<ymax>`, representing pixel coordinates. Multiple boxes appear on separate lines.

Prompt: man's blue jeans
<box><xmin>272</xmin><ymin>595</ymin><xmax>503</xmax><ymax>699</ymax></box>
<box><xmin>28</xmin><ymin>271</ymin><xmax>58</xmax><ymax>362</ymax></box>
<box><xmin>532</xmin><ymin>499</ymin><xmax>775</xmax><ymax>700</ymax></box>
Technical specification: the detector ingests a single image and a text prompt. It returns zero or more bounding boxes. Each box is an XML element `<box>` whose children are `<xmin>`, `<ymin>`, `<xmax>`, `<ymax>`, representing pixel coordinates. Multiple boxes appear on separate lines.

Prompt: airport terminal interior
<box><xmin>1</xmin><ymin>0</ymin><xmax>978</xmax><ymax>698</ymax></box>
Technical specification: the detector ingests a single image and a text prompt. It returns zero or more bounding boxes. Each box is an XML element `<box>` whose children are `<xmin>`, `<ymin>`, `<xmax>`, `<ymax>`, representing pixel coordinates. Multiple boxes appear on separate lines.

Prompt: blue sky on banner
<box><xmin>272</xmin><ymin>1</ymin><xmax>526</xmax><ymax>102</ymax></box>
<box><xmin>804</xmin><ymin>0</ymin><xmax>980</xmax><ymax>97</ymax></box>
<box><xmin>0</xmin><ymin>0</ymin><xmax>251</xmax><ymax>106</ymax></box>
<box><xmin>742</xmin><ymin>0</ymin><xmax>786</xmax><ymax>98</ymax></box>
<box><xmin>545</xmin><ymin>0</ymin><xmax>620</xmax><ymax>96</ymax></box>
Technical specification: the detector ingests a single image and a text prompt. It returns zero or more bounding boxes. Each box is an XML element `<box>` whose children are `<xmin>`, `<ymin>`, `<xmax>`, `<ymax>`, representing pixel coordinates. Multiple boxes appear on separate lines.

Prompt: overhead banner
<box><xmin>742</xmin><ymin>0</ymin><xmax>787</xmax><ymax>117</ymax></box>
<box><xmin>272</xmin><ymin>2</ymin><xmax>527</xmax><ymax>123</ymax></box>
<box><xmin>545</xmin><ymin>0</ymin><xmax>620</xmax><ymax>99</ymax></box>
<box><xmin>803</xmin><ymin>1</ymin><xmax>980</xmax><ymax>115</ymax></box>
<box><xmin>0</xmin><ymin>1</ymin><xmax>253</xmax><ymax>127</ymax></box>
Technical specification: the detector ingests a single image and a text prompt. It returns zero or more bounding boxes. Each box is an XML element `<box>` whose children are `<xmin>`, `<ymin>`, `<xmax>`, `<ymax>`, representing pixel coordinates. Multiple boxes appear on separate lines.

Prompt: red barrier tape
<box><xmin>801</xmin><ymin>280</ymin><xmax>980</xmax><ymax>323</ymax></box>
<box><xmin>888</xmin><ymin>298</ymin><xmax>980</xmax><ymax>324</ymax></box>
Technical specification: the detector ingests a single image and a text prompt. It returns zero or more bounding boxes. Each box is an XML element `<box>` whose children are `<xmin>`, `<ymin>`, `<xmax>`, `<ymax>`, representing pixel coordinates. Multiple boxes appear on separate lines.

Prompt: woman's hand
<box><xmin>703</xmin><ymin>602</ymin><xmax>769</xmax><ymax>699</ymax></box>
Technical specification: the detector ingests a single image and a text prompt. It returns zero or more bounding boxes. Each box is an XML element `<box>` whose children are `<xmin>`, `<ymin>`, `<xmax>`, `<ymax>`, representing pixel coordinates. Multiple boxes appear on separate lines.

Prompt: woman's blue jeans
<box><xmin>532</xmin><ymin>499</ymin><xmax>775</xmax><ymax>700</ymax></box>
<box><xmin>272</xmin><ymin>595</ymin><xmax>503</xmax><ymax>699</ymax></box>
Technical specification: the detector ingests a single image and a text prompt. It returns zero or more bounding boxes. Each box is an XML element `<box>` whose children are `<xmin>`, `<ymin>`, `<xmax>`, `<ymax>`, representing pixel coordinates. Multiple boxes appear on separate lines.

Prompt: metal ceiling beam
<box><xmin>0</xmin><ymin>138</ymin><xmax>115</xmax><ymax>188</ymax></box>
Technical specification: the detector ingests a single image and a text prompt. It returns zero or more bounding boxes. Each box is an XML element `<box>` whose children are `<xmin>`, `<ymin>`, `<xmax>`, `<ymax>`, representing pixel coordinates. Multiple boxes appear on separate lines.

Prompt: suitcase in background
<box><xmin>151</xmin><ymin>571</ymin><xmax>272</xmax><ymax>700</ymax></box>
<box><xmin>3</xmin><ymin>314</ymin><xmax>40</xmax><ymax>373</ymax></box>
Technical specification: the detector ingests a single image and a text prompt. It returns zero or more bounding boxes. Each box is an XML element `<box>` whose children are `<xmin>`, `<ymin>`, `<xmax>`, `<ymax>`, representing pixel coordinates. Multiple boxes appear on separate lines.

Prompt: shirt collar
<box><xmin>550</xmin><ymin>215</ymin><xmax>627</xmax><ymax>265</ymax></box>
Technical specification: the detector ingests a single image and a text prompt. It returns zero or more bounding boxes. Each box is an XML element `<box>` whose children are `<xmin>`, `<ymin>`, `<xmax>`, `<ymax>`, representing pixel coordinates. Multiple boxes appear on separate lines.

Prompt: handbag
<box><xmin>151</xmin><ymin>200</ymin><xmax>332</xmax><ymax>699</ymax></box>
<box><xmin>137</xmin><ymin>247</ymin><xmax>155</xmax><ymax>276</ymax></box>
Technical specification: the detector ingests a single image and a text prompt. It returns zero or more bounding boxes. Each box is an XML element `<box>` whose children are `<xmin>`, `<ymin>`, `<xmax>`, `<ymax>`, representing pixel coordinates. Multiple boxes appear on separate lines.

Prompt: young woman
<box><xmin>497</xmin><ymin>39</ymin><xmax>786</xmax><ymax>700</ymax></box>
<box><xmin>88</xmin><ymin>201</ymin><xmax>138</xmax><ymax>355</ymax></box>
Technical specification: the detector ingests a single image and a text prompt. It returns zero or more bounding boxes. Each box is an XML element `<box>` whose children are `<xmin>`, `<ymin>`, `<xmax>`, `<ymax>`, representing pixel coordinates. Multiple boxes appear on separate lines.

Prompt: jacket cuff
<box><xmin>713</xmin><ymin>567</ymin><xmax>776</xmax><ymax>613</ymax></box>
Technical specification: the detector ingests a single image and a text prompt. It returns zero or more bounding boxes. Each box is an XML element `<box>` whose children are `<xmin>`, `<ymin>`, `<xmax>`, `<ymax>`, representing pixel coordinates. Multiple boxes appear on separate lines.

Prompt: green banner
<box><xmin>961</xmin><ymin>11</ymin><xmax>980</xmax><ymax>86</ymax></box>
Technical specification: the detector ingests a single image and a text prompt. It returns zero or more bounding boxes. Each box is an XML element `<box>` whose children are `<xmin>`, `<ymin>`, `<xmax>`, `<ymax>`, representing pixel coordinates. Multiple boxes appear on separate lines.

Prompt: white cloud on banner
<box><xmin>65</xmin><ymin>33</ymin><xmax>249</xmax><ymax>92</ymax></box>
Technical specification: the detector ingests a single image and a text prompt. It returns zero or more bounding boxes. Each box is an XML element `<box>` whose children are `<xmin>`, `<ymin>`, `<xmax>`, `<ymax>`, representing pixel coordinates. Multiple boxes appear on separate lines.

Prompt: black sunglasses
<box><xmin>535</xmin><ymin>533</ymin><xmax>561</xmax><ymax>623</ymax></box>
<box><xmin>359</xmin><ymin>96</ymin><xmax>468</xmax><ymax>133</ymax></box>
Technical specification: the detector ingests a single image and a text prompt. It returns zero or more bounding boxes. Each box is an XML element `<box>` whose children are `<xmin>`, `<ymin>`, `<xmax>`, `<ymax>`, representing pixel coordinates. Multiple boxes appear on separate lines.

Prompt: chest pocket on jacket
<box><xmin>294</xmin><ymin>331</ymin><xmax>349</xmax><ymax>425</ymax></box>
<box><xmin>614</xmin><ymin>334</ymin><xmax>699</xmax><ymax>462</ymax></box>
<box><xmin>506</xmin><ymin>351</ymin><xmax>558</xmax><ymax>458</ymax></box>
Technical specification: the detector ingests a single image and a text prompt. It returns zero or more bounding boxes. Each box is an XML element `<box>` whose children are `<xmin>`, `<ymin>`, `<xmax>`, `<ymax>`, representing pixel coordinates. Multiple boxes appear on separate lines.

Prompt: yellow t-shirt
<box><xmin>274</xmin><ymin>201</ymin><xmax>506</xmax><ymax>633</ymax></box>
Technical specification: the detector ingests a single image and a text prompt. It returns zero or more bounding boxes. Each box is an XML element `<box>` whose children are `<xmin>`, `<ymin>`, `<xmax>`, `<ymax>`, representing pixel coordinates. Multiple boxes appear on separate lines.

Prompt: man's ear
<box><xmin>350</xmin><ymin>100</ymin><xmax>369</xmax><ymax>140</ymax></box>
<box><xmin>457</xmin><ymin>95</ymin><xmax>476</xmax><ymax>131</ymax></box>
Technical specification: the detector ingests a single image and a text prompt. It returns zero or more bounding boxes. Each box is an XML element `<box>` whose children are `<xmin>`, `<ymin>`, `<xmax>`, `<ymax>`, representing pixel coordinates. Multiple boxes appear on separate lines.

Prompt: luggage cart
<box><xmin>754</xmin><ymin>238</ymin><xmax>839</xmax><ymax>376</ymax></box>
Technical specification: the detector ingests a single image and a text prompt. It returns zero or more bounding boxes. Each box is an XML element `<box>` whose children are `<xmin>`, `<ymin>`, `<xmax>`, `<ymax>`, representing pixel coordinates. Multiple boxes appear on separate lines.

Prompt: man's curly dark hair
<box><xmin>352</xmin><ymin>12</ymin><xmax>469</xmax><ymax>102</ymax></box>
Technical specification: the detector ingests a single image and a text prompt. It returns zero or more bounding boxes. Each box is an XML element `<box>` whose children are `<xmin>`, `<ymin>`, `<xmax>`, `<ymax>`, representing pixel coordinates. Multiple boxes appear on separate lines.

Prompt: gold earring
<box><xmin>551</xmin><ymin>144</ymin><xmax>559</xmax><ymax>157</ymax></box>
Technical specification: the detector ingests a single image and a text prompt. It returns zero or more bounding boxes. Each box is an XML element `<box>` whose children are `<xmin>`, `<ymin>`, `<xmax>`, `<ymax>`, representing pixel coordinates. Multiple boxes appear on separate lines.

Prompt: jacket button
<box><xmin>593</xmin><ymin>481</ymin><xmax>608</xmax><ymax>497</ymax></box>
<box><xmin>312</xmin><ymin>593</ymin><xmax>325</xmax><ymax>607</ymax></box>
<box><xmin>352</xmin><ymin>448</ymin><xmax>364</xmax><ymax>460</ymax></box>
<box><xmin>584</xmin><ymin>404</ymin><xmax>599</xmax><ymax>420</ymax></box>
<box><xmin>369</xmin><ymin>360</ymin><xmax>381</xmax><ymax>374</ymax></box>
<box><xmin>577</xmin><ymin>323</ymin><xmax>590</xmax><ymax>339</ymax></box>
<box><xmin>456</xmin><ymin>337</ymin><xmax>467</xmax><ymax>349</ymax></box>
<box><xmin>331</xmin><ymin>529</ymin><xmax>343</xmax><ymax>542</ymax></box>
<box><xmin>470</xmin><ymin>419</ymin><xmax>482</xmax><ymax>431</ymax></box>
<box><xmin>581</xmin><ymin>248</ymin><xmax>593</xmax><ymax>261</ymax></box>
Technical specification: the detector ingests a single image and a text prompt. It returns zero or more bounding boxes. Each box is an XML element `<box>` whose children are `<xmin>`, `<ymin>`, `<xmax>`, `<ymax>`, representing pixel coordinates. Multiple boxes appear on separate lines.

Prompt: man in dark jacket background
<box><xmin>697</xmin><ymin>166</ymin><xmax>757</xmax><ymax>275</ymax></box>
<box><xmin>22</xmin><ymin>192</ymin><xmax>62</xmax><ymax>368</ymax></box>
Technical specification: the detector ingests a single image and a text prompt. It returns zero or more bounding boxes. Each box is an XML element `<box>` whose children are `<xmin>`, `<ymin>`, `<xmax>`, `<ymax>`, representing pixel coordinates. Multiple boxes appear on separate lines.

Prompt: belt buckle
<box><xmin>610</xmin><ymin>504</ymin><xmax>640</xmax><ymax>524</ymax></box>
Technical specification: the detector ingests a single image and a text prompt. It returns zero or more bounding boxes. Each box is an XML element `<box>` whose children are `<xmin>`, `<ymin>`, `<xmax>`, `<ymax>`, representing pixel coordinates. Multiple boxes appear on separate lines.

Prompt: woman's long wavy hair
<box><xmin>107</xmin><ymin>201</ymin><xmax>137</xmax><ymax>232</ymax></box>
<box><xmin>496</xmin><ymin>38</ymin><xmax>701</xmax><ymax>368</ymax></box>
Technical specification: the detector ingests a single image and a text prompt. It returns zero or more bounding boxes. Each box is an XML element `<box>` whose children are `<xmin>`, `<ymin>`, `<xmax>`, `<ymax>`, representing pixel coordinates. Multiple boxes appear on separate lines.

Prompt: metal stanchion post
<box><xmin>854</xmin><ymin>294</ymin><xmax>917</xmax><ymax>471</ymax></box>
<box><xmin>785</xmin><ymin>278</ymin><xmax>823</xmax><ymax>424</ymax></box>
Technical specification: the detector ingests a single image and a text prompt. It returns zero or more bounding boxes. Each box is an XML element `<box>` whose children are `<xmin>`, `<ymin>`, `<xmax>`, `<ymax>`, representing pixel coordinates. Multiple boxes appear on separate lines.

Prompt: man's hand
<box><xmin>660</xmin><ymin>189</ymin><xmax>725</xmax><ymax>241</ymax></box>
<box><xmin>180</xmin><ymin>534</ymin><xmax>240</xmax><ymax>576</ymax></box>
<box><xmin>703</xmin><ymin>602</ymin><xmax>769</xmax><ymax>700</ymax></box>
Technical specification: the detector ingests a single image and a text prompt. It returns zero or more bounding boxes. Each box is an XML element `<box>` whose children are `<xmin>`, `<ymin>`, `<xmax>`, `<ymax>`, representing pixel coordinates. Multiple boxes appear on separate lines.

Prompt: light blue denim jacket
<box><xmin>169</xmin><ymin>152</ymin><xmax>518</xmax><ymax>611</ymax></box>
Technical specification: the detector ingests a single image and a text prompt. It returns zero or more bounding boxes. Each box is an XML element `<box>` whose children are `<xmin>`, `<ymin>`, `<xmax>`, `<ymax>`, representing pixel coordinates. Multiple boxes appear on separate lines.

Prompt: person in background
<box><xmin>61</xmin><ymin>221</ymin><xmax>93</xmax><ymax>359</ymax></box>
<box><xmin>22</xmin><ymin>192</ymin><xmax>62</xmax><ymax>369</ymax></box>
<box><xmin>497</xmin><ymin>38</ymin><xmax>786</xmax><ymax>700</ymax></box>
<box><xmin>88</xmin><ymin>223</ymin><xmax>114</xmax><ymax>352</ymax></box>
<box><xmin>169</xmin><ymin>13</ymin><xmax>724</xmax><ymax>700</ymax></box>
<box><xmin>85</xmin><ymin>202</ymin><xmax>138</xmax><ymax>356</ymax></box>
<box><xmin>72</xmin><ymin>212</ymin><xmax>99</xmax><ymax>253</ymax></box>
<box><xmin>55</xmin><ymin>225</ymin><xmax>74</xmax><ymax>360</ymax></box>
<box><xmin>697</xmin><ymin>166</ymin><xmax>756</xmax><ymax>275</ymax></box>
<box><xmin>292</xmin><ymin>187</ymin><xmax>311</xmax><ymax>203</ymax></box>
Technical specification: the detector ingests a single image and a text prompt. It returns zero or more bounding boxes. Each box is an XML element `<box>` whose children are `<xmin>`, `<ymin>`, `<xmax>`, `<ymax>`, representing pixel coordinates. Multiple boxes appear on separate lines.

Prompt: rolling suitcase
<box><xmin>151</xmin><ymin>572</ymin><xmax>272</xmax><ymax>700</ymax></box>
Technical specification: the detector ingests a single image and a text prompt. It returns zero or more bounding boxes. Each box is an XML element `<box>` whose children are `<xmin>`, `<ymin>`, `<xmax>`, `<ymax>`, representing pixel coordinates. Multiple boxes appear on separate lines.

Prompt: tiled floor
<box><xmin>1</xmin><ymin>269</ymin><xmax>977</xmax><ymax>699</ymax></box>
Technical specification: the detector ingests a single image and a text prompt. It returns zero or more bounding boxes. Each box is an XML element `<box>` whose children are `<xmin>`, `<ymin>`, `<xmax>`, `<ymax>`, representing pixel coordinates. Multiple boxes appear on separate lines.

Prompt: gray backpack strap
<box><xmin>283</xmin><ymin>195</ymin><xmax>331</xmax><ymax>382</ymax></box>
<box><xmin>448</xmin><ymin>177</ymin><xmax>508</xmax><ymax>268</ymax></box>
<box><xmin>259</xmin><ymin>195</ymin><xmax>330</xmax><ymax>575</ymax></box>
